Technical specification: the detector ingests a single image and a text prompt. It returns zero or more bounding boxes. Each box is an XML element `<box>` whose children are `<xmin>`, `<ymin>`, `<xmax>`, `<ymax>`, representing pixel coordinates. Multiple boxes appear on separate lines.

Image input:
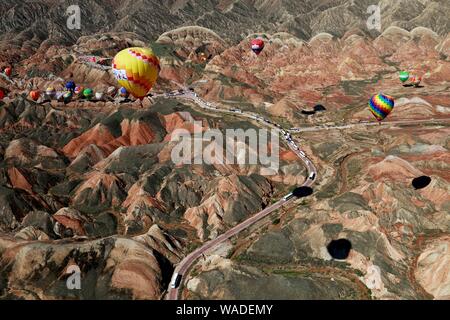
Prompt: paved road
<box><xmin>164</xmin><ymin>90</ymin><xmax>317</xmax><ymax>300</ymax></box>
<box><xmin>289</xmin><ymin>117</ymin><xmax>450</xmax><ymax>133</ymax></box>
<box><xmin>156</xmin><ymin>90</ymin><xmax>448</xmax><ymax>300</ymax></box>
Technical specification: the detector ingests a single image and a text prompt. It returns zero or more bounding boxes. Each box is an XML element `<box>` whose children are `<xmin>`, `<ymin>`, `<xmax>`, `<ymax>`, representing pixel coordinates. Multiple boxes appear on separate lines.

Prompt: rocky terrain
<box><xmin>1</xmin><ymin>0</ymin><xmax>450</xmax><ymax>58</ymax></box>
<box><xmin>0</xmin><ymin>1</ymin><xmax>449</xmax><ymax>300</ymax></box>
<box><xmin>179</xmin><ymin>26</ymin><xmax>450</xmax><ymax>300</ymax></box>
<box><xmin>187</xmin><ymin>124</ymin><xmax>448</xmax><ymax>300</ymax></box>
<box><xmin>0</xmin><ymin>79</ymin><xmax>306</xmax><ymax>298</ymax></box>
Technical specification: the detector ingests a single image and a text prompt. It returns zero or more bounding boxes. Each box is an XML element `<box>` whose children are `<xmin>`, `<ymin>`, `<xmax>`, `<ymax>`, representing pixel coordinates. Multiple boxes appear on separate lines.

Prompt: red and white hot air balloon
<box><xmin>4</xmin><ymin>67</ymin><xmax>12</xmax><ymax>77</ymax></box>
<box><xmin>251</xmin><ymin>38</ymin><xmax>265</xmax><ymax>56</ymax></box>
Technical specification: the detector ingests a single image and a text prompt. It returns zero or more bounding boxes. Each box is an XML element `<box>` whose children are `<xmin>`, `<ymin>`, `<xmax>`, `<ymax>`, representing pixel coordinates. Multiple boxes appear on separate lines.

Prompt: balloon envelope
<box><xmin>83</xmin><ymin>88</ymin><xmax>93</xmax><ymax>99</ymax></box>
<box><xmin>119</xmin><ymin>87</ymin><xmax>128</xmax><ymax>97</ymax></box>
<box><xmin>399</xmin><ymin>71</ymin><xmax>409</xmax><ymax>83</ymax></box>
<box><xmin>112</xmin><ymin>47</ymin><xmax>160</xmax><ymax>99</ymax></box>
<box><xmin>0</xmin><ymin>89</ymin><xmax>4</xmax><ymax>100</ymax></box>
<box><xmin>409</xmin><ymin>75</ymin><xmax>422</xmax><ymax>86</ymax></box>
<box><xmin>74</xmin><ymin>86</ymin><xmax>83</xmax><ymax>95</ymax></box>
<box><xmin>45</xmin><ymin>87</ymin><xmax>56</xmax><ymax>98</ymax></box>
<box><xmin>251</xmin><ymin>38</ymin><xmax>265</xmax><ymax>55</ymax></box>
<box><xmin>30</xmin><ymin>90</ymin><xmax>40</xmax><ymax>101</ymax></box>
<box><xmin>63</xmin><ymin>91</ymin><xmax>72</xmax><ymax>103</ymax></box>
<box><xmin>4</xmin><ymin>67</ymin><xmax>11</xmax><ymax>77</ymax></box>
<box><xmin>65</xmin><ymin>81</ymin><xmax>76</xmax><ymax>91</ymax></box>
<box><xmin>368</xmin><ymin>93</ymin><xmax>395</xmax><ymax>121</ymax></box>
<box><xmin>107</xmin><ymin>86</ymin><xmax>117</xmax><ymax>96</ymax></box>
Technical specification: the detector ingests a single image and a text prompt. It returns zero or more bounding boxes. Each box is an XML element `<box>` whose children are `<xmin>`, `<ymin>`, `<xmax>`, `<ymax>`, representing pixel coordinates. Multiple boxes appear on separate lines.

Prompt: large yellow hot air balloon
<box><xmin>112</xmin><ymin>47</ymin><xmax>160</xmax><ymax>99</ymax></box>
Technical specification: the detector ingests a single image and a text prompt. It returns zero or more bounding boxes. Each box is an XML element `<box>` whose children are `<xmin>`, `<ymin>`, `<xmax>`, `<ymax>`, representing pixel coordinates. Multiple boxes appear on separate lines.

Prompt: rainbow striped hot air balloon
<box><xmin>368</xmin><ymin>93</ymin><xmax>395</xmax><ymax>122</ymax></box>
<box><xmin>112</xmin><ymin>47</ymin><xmax>160</xmax><ymax>99</ymax></box>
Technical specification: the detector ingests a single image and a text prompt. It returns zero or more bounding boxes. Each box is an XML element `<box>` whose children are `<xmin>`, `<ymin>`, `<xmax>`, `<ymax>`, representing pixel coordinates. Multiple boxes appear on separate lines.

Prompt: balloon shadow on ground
<box><xmin>314</xmin><ymin>104</ymin><xmax>326</xmax><ymax>112</ymax></box>
<box><xmin>292</xmin><ymin>186</ymin><xmax>313</xmax><ymax>198</ymax></box>
<box><xmin>412</xmin><ymin>176</ymin><xmax>431</xmax><ymax>189</ymax></box>
<box><xmin>327</xmin><ymin>239</ymin><xmax>352</xmax><ymax>260</ymax></box>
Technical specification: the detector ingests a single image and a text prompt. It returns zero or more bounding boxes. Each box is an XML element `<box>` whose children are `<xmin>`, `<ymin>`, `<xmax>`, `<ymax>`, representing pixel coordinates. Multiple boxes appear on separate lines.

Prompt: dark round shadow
<box><xmin>292</xmin><ymin>186</ymin><xmax>313</xmax><ymax>198</ymax></box>
<box><xmin>314</xmin><ymin>104</ymin><xmax>326</xmax><ymax>112</ymax></box>
<box><xmin>327</xmin><ymin>239</ymin><xmax>352</xmax><ymax>259</ymax></box>
<box><xmin>412</xmin><ymin>176</ymin><xmax>431</xmax><ymax>189</ymax></box>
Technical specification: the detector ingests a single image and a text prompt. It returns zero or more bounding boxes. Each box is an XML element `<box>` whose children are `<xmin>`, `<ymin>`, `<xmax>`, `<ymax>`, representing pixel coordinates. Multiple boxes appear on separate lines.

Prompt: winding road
<box><xmin>289</xmin><ymin>117</ymin><xmax>450</xmax><ymax>132</ymax></box>
<box><xmin>162</xmin><ymin>89</ymin><xmax>450</xmax><ymax>300</ymax></box>
<box><xmin>163</xmin><ymin>89</ymin><xmax>317</xmax><ymax>300</ymax></box>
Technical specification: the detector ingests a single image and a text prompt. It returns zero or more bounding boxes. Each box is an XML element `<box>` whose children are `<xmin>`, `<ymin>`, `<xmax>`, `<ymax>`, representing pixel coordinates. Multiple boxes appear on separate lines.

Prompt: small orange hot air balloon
<box><xmin>30</xmin><ymin>90</ymin><xmax>40</xmax><ymax>101</ymax></box>
<box><xmin>4</xmin><ymin>67</ymin><xmax>12</xmax><ymax>77</ymax></box>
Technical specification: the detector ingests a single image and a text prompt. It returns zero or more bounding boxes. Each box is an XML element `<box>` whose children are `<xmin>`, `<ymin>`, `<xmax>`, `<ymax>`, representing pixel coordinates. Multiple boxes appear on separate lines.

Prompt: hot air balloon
<box><xmin>399</xmin><ymin>71</ymin><xmax>409</xmax><ymax>83</ymax></box>
<box><xmin>107</xmin><ymin>86</ymin><xmax>117</xmax><ymax>97</ymax></box>
<box><xmin>4</xmin><ymin>67</ymin><xmax>12</xmax><ymax>77</ymax></box>
<box><xmin>251</xmin><ymin>38</ymin><xmax>265</xmax><ymax>55</ymax></box>
<box><xmin>0</xmin><ymin>89</ymin><xmax>4</xmax><ymax>100</ymax></box>
<box><xmin>198</xmin><ymin>52</ymin><xmax>208</xmax><ymax>62</ymax></box>
<box><xmin>45</xmin><ymin>87</ymin><xmax>56</xmax><ymax>99</ymax></box>
<box><xmin>112</xmin><ymin>47</ymin><xmax>160</xmax><ymax>99</ymax></box>
<box><xmin>95</xmin><ymin>92</ymin><xmax>104</xmax><ymax>101</ymax></box>
<box><xmin>55</xmin><ymin>91</ymin><xmax>65</xmax><ymax>102</ymax></box>
<box><xmin>65</xmin><ymin>80</ymin><xmax>76</xmax><ymax>92</ymax></box>
<box><xmin>30</xmin><ymin>90</ymin><xmax>40</xmax><ymax>101</ymax></box>
<box><xmin>63</xmin><ymin>91</ymin><xmax>72</xmax><ymax>104</ymax></box>
<box><xmin>119</xmin><ymin>87</ymin><xmax>129</xmax><ymax>98</ymax></box>
<box><xmin>368</xmin><ymin>93</ymin><xmax>395</xmax><ymax>122</ymax></box>
<box><xmin>74</xmin><ymin>86</ymin><xmax>83</xmax><ymax>96</ymax></box>
<box><xmin>83</xmin><ymin>88</ymin><xmax>94</xmax><ymax>100</ymax></box>
<box><xmin>409</xmin><ymin>75</ymin><xmax>422</xmax><ymax>87</ymax></box>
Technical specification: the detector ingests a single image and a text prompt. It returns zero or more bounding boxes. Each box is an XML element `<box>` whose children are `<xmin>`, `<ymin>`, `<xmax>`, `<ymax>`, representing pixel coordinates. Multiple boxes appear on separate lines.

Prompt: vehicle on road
<box><xmin>283</xmin><ymin>193</ymin><xmax>294</xmax><ymax>201</ymax></box>
<box><xmin>309</xmin><ymin>172</ymin><xmax>316</xmax><ymax>180</ymax></box>
<box><xmin>170</xmin><ymin>273</ymin><xmax>182</xmax><ymax>289</ymax></box>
